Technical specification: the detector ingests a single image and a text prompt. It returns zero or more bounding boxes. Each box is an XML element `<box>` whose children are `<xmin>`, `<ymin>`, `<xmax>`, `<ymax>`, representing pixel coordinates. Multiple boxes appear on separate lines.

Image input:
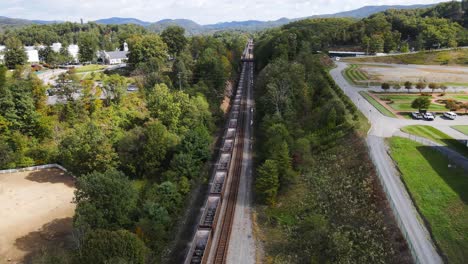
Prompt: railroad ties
<box><xmin>184</xmin><ymin>39</ymin><xmax>254</xmax><ymax>264</ymax></box>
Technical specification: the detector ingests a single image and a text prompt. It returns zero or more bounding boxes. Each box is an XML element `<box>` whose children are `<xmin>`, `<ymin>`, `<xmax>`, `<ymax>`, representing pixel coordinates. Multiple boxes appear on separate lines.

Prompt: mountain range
<box><xmin>0</xmin><ymin>3</ymin><xmax>436</xmax><ymax>34</ymax></box>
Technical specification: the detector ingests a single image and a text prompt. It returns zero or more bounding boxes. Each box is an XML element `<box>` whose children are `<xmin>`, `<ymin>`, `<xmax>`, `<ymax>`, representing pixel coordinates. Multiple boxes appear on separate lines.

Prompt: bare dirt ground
<box><xmin>0</xmin><ymin>168</ymin><xmax>75</xmax><ymax>264</ymax></box>
<box><xmin>360</xmin><ymin>64</ymin><xmax>468</xmax><ymax>84</ymax></box>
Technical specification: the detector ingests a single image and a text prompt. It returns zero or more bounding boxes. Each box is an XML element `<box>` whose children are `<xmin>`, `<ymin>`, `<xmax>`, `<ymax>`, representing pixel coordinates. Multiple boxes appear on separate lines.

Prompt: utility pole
<box><xmin>177</xmin><ymin>72</ymin><xmax>182</xmax><ymax>90</ymax></box>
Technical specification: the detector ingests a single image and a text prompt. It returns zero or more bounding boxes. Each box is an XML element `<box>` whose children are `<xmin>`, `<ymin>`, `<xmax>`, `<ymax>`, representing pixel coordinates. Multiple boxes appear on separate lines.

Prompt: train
<box><xmin>184</xmin><ymin>40</ymin><xmax>254</xmax><ymax>264</ymax></box>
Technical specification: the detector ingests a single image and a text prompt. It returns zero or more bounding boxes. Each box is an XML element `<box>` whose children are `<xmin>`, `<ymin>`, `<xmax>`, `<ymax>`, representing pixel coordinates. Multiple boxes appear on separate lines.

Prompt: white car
<box><xmin>443</xmin><ymin>112</ymin><xmax>457</xmax><ymax>120</ymax></box>
<box><xmin>423</xmin><ymin>113</ymin><xmax>435</xmax><ymax>121</ymax></box>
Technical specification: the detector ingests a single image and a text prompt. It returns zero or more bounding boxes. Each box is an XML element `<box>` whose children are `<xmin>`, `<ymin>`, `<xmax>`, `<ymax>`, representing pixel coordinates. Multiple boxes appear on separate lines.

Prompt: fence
<box><xmin>0</xmin><ymin>164</ymin><xmax>69</xmax><ymax>174</ymax></box>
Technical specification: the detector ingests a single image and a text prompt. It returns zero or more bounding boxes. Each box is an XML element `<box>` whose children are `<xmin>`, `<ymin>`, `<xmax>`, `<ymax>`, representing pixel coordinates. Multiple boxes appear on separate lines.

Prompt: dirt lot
<box><xmin>360</xmin><ymin>64</ymin><xmax>468</xmax><ymax>85</ymax></box>
<box><xmin>0</xmin><ymin>168</ymin><xmax>75</xmax><ymax>264</ymax></box>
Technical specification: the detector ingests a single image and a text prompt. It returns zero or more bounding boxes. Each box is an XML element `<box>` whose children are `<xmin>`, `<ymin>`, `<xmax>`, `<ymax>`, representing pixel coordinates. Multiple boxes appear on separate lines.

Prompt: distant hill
<box><xmin>309</xmin><ymin>4</ymin><xmax>434</xmax><ymax>19</ymax></box>
<box><xmin>147</xmin><ymin>19</ymin><xmax>204</xmax><ymax>34</ymax></box>
<box><xmin>94</xmin><ymin>17</ymin><xmax>151</xmax><ymax>26</ymax></box>
<box><xmin>0</xmin><ymin>3</ymin><xmax>439</xmax><ymax>34</ymax></box>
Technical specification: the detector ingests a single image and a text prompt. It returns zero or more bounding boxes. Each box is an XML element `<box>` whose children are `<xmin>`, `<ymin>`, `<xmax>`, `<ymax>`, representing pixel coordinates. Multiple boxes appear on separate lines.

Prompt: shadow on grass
<box><xmin>25</xmin><ymin>168</ymin><xmax>75</xmax><ymax>188</ymax></box>
<box><xmin>416</xmin><ymin>146</ymin><xmax>468</xmax><ymax>205</ymax></box>
<box><xmin>14</xmin><ymin>217</ymin><xmax>74</xmax><ymax>263</ymax></box>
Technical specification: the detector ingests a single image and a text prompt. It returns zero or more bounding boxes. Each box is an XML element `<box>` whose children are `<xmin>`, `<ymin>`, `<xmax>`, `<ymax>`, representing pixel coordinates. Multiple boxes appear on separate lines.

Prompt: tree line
<box><xmin>253</xmin><ymin>18</ymin><xmax>412</xmax><ymax>263</ymax></box>
<box><xmin>0</xmin><ymin>26</ymin><xmax>249</xmax><ymax>263</ymax></box>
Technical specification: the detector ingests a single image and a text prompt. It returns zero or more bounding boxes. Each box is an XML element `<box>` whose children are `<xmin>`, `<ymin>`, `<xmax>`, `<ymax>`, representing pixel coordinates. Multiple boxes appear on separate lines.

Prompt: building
<box><xmin>98</xmin><ymin>42</ymin><xmax>129</xmax><ymax>65</ymax></box>
<box><xmin>0</xmin><ymin>45</ymin><xmax>39</xmax><ymax>64</ymax></box>
<box><xmin>67</xmin><ymin>44</ymin><xmax>79</xmax><ymax>62</ymax></box>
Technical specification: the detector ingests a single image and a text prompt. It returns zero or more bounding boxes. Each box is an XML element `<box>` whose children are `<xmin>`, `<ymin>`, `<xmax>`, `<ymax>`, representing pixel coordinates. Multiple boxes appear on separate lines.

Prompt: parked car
<box><xmin>411</xmin><ymin>112</ymin><xmax>423</xmax><ymax>119</ymax></box>
<box><xmin>443</xmin><ymin>112</ymin><xmax>457</xmax><ymax>120</ymax></box>
<box><xmin>423</xmin><ymin>112</ymin><xmax>435</xmax><ymax>121</ymax></box>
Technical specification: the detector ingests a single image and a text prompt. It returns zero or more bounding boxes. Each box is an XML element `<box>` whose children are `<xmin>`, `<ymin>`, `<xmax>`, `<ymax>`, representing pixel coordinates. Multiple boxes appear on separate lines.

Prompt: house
<box><xmin>0</xmin><ymin>45</ymin><xmax>39</xmax><ymax>64</ymax></box>
<box><xmin>98</xmin><ymin>42</ymin><xmax>129</xmax><ymax>65</ymax></box>
<box><xmin>67</xmin><ymin>44</ymin><xmax>79</xmax><ymax>62</ymax></box>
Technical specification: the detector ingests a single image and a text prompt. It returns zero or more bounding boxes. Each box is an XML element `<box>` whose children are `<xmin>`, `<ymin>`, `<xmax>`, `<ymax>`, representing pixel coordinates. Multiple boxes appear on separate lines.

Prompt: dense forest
<box><xmin>252</xmin><ymin>14</ymin><xmax>415</xmax><ymax>264</ymax></box>
<box><xmin>256</xmin><ymin>0</ymin><xmax>468</xmax><ymax>59</ymax></box>
<box><xmin>0</xmin><ymin>26</ymin><xmax>248</xmax><ymax>263</ymax></box>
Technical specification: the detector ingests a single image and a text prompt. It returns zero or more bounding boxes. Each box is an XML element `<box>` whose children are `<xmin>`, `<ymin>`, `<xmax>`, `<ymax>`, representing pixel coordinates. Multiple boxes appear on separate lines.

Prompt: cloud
<box><xmin>0</xmin><ymin>0</ymin><xmax>444</xmax><ymax>24</ymax></box>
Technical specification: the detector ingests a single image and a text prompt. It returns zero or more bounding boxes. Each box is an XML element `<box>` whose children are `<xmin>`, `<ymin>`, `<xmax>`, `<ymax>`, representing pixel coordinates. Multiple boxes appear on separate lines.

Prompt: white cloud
<box><xmin>0</xmin><ymin>0</ymin><xmax>445</xmax><ymax>24</ymax></box>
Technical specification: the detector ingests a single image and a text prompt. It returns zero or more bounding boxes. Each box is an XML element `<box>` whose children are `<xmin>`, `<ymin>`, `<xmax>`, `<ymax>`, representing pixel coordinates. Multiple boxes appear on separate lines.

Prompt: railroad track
<box><xmin>212</xmin><ymin>66</ymin><xmax>248</xmax><ymax>264</ymax></box>
<box><xmin>184</xmin><ymin>40</ymin><xmax>253</xmax><ymax>264</ymax></box>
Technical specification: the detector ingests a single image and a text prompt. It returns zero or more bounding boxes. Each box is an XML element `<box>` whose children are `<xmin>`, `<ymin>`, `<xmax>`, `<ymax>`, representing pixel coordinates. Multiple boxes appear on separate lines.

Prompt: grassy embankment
<box><xmin>346</xmin><ymin>49</ymin><xmax>468</xmax><ymax>66</ymax></box>
<box><xmin>452</xmin><ymin>125</ymin><xmax>468</xmax><ymax>136</ymax></box>
<box><xmin>389</xmin><ymin>137</ymin><xmax>468</xmax><ymax>264</ymax></box>
<box><xmin>401</xmin><ymin>125</ymin><xmax>468</xmax><ymax>158</ymax></box>
<box><xmin>359</xmin><ymin>91</ymin><xmax>397</xmax><ymax>118</ymax></box>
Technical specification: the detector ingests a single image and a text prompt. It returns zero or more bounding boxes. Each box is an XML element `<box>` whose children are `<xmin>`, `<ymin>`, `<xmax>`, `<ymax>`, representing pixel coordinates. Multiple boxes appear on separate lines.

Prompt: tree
<box><xmin>102</xmin><ymin>74</ymin><xmax>127</xmax><ymax>105</ymax></box>
<box><xmin>416</xmin><ymin>81</ymin><xmax>427</xmax><ymax>93</ymax></box>
<box><xmin>393</xmin><ymin>82</ymin><xmax>401</xmax><ymax>91</ymax></box>
<box><xmin>4</xmin><ymin>37</ymin><xmax>27</xmax><ymax>69</ymax></box>
<box><xmin>161</xmin><ymin>26</ymin><xmax>188</xmax><ymax>56</ymax></box>
<box><xmin>78</xmin><ymin>33</ymin><xmax>98</xmax><ymax>63</ymax></box>
<box><xmin>78</xmin><ymin>229</ymin><xmax>147</xmax><ymax>264</ymax></box>
<box><xmin>59</xmin><ymin>122</ymin><xmax>119</xmax><ymax>175</ymax></box>
<box><xmin>381</xmin><ymin>82</ymin><xmax>390</xmax><ymax>92</ymax></box>
<box><xmin>440</xmin><ymin>84</ymin><xmax>448</xmax><ymax>93</ymax></box>
<box><xmin>411</xmin><ymin>96</ymin><xmax>431</xmax><ymax>112</ymax></box>
<box><xmin>428</xmin><ymin>82</ymin><xmax>439</xmax><ymax>94</ymax></box>
<box><xmin>127</xmin><ymin>34</ymin><xmax>168</xmax><ymax>67</ymax></box>
<box><xmin>0</xmin><ymin>65</ymin><xmax>6</xmax><ymax>89</ymax></box>
<box><xmin>74</xmin><ymin>170</ymin><xmax>137</xmax><ymax>230</ymax></box>
<box><xmin>255</xmin><ymin>160</ymin><xmax>280</xmax><ymax>206</ymax></box>
<box><xmin>404</xmin><ymin>81</ymin><xmax>413</xmax><ymax>93</ymax></box>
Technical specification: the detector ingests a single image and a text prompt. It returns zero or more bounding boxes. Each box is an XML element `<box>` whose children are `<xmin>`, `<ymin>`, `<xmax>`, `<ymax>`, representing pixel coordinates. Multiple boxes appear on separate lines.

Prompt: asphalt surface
<box><xmin>226</xmin><ymin>62</ymin><xmax>255</xmax><ymax>264</ymax></box>
<box><xmin>331</xmin><ymin>62</ymin><xmax>447</xmax><ymax>264</ymax></box>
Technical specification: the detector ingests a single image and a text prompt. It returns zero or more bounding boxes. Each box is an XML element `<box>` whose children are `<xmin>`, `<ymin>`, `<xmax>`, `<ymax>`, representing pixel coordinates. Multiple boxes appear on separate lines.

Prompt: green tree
<box><xmin>79</xmin><ymin>229</ymin><xmax>147</xmax><ymax>264</ymax></box>
<box><xmin>428</xmin><ymin>82</ymin><xmax>439</xmax><ymax>94</ymax></box>
<box><xmin>78</xmin><ymin>32</ymin><xmax>98</xmax><ymax>63</ymax></box>
<box><xmin>102</xmin><ymin>74</ymin><xmax>127</xmax><ymax>105</ymax></box>
<box><xmin>74</xmin><ymin>170</ymin><xmax>137</xmax><ymax>230</ymax></box>
<box><xmin>411</xmin><ymin>96</ymin><xmax>431</xmax><ymax>111</ymax></box>
<box><xmin>59</xmin><ymin>122</ymin><xmax>119</xmax><ymax>175</ymax></box>
<box><xmin>404</xmin><ymin>81</ymin><xmax>413</xmax><ymax>93</ymax></box>
<box><xmin>381</xmin><ymin>82</ymin><xmax>390</xmax><ymax>92</ymax></box>
<box><xmin>4</xmin><ymin>37</ymin><xmax>27</xmax><ymax>69</ymax></box>
<box><xmin>393</xmin><ymin>82</ymin><xmax>402</xmax><ymax>91</ymax></box>
<box><xmin>416</xmin><ymin>81</ymin><xmax>427</xmax><ymax>93</ymax></box>
<box><xmin>127</xmin><ymin>34</ymin><xmax>168</xmax><ymax>66</ymax></box>
<box><xmin>161</xmin><ymin>26</ymin><xmax>188</xmax><ymax>56</ymax></box>
<box><xmin>255</xmin><ymin>159</ymin><xmax>280</xmax><ymax>206</ymax></box>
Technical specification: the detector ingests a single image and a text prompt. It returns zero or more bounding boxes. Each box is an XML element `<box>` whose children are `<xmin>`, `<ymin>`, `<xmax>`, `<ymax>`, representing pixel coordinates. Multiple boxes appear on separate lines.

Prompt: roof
<box><xmin>106</xmin><ymin>51</ymin><xmax>128</xmax><ymax>60</ymax></box>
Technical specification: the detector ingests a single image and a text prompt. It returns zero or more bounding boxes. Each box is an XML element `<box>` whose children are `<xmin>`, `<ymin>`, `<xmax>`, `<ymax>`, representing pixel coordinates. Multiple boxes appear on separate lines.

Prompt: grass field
<box><xmin>452</xmin><ymin>126</ymin><xmax>468</xmax><ymax>136</ymax></box>
<box><xmin>359</xmin><ymin>91</ymin><xmax>397</xmax><ymax>117</ymax></box>
<box><xmin>401</xmin><ymin>125</ymin><xmax>468</xmax><ymax>158</ymax></box>
<box><xmin>343</xmin><ymin>64</ymin><xmax>374</xmax><ymax>86</ymax></box>
<box><xmin>377</xmin><ymin>94</ymin><xmax>447</xmax><ymax>112</ymax></box>
<box><xmin>74</xmin><ymin>64</ymin><xmax>106</xmax><ymax>73</ymax></box>
<box><xmin>347</xmin><ymin>49</ymin><xmax>468</xmax><ymax>66</ymax></box>
<box><xmin>389</xmin><ymin>137</ymin><xmax>468</xmax><ymax>264</ymax></box>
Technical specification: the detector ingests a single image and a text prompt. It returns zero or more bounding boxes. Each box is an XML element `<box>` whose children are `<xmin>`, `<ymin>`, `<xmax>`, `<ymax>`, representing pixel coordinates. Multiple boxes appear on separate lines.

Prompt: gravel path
<box><xmin>227</xmin><ymin>63</ymin><xmax>255</xmax><ymax>264</ymax></box>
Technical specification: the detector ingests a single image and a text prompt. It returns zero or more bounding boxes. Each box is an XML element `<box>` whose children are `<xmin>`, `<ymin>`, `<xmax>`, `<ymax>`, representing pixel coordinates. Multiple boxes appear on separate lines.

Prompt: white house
<box><xmin>67</xmin><ymin>44</ymin><xmax>79</xmax><ymax>62</ymax></box>
<box><xmin>98</xmin><ymin>42</ymin><xmax>129</xmax><ymax>65</ymax></box>
<box><xmin>26</xmin><ymin>49</ymin><xmax>39</xmax><ymax>63</ymax></box>
<box><xmin>51</xmin><ymin>42</ymin><xmax>62</xmax><ymax>53</ymax></box>
<box><xmin>0</xmin><ymin>45</ymin><xmax>39</xmax><ymax>64</ymax></box>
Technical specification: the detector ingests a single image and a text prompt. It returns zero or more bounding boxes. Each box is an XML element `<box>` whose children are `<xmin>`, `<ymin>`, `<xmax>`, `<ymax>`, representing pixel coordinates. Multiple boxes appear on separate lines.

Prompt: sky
<box><xmin>1</xmin><ymin>0</ymin><xmax>445</xmax><ymax>25</ymax></box>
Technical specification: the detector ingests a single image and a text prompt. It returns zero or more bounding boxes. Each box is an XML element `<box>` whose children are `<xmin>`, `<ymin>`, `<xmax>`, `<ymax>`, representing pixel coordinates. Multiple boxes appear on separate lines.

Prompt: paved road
<box><xmin>330</xmin><ymin>62</ymin><xmax>446</xmax><ymax>264</ymax></box>
<box><xmin>227</xmin><ymin>62</ymin><xmax>255</xmax><ymax>264</ymax></box>
<box><xmin>331</xmin><ymin>62</ymin><xmax>468</xmax><ymax>138</ymax></box>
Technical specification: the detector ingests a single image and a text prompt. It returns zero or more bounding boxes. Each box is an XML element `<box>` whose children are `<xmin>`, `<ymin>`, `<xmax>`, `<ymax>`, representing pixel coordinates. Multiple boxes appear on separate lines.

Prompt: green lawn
<box><xmin>377</xmin><ymin>94</ymin><xmax>447</xmax><ymax>112</ymax></box>
<box><xmin>389</xmin><ymin>137</ymin><xmax>468</xmax><ymax>264</ymax></box>
<box><xmin>452</xmin><ymin>126</ymin><xmax>468</xmax><ymax>136</ymax></box>
<box><xmin>74</xmin><ymin>64</ymin><xmax>106</xmax><ymax>73</ymax></box>
<box><xmin>401</xmin><ymin>125</ymin><xmax>468</xmax><ymax>158</ymax></box>
<box><xmin>359</xmin><ymin>91</ymin><xmax>397</xmax><ymax>118</ymax></box>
